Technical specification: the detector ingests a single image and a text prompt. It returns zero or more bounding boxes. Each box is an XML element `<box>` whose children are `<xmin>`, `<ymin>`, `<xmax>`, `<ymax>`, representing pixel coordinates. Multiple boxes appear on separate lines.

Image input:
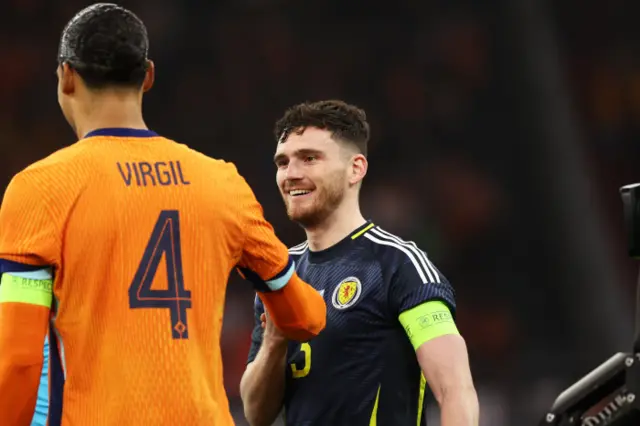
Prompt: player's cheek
<box><xmin>276</xmin><ymin>171</ymin><xmax>287</xmax><ymax>192</ymax></box>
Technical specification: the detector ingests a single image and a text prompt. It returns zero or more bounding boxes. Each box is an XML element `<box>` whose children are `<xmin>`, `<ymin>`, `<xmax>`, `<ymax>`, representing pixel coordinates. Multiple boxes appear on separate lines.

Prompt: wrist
<box><xmin>262</xmin><ymin>335</ymin><xmax>288</xmax><ymax>355</ymax></box>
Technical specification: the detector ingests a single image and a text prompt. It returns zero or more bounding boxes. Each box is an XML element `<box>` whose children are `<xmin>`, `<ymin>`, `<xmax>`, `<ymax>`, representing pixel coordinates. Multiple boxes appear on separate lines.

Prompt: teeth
<box><xmin>289</xmin><ymin>190</ymin><xmax>311</xmax><ymax>196</ymax></box>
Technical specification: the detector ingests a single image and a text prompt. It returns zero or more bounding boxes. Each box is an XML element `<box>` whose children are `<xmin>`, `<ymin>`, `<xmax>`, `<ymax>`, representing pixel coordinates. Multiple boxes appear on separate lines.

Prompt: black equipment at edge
<box><xmin>538</xmin><ymin>184</ymin><xmax>640</xmax><ymax>426</ymax></box>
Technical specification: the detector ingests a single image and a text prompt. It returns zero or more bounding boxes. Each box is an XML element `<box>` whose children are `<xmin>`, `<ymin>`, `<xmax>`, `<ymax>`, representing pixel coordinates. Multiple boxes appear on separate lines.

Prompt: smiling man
<box><xmin>240</xmin><ymin>100</ymin><xmax>480</xmax><ymax>426</ymax></box>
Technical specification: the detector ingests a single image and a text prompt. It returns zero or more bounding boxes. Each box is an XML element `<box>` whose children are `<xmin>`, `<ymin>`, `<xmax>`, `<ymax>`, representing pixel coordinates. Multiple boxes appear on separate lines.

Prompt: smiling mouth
<box><xmin>288</xmin><ymin>189</ymin><xmax>313</xmax><ymax>197</ymax></box>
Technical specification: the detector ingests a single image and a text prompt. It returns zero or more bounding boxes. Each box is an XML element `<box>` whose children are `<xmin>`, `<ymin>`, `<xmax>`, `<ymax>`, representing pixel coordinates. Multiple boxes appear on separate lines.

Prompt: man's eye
<box><xmin>305</xmin><ymin>156</ymin><xmax>316</xmax><ymax>162</ymax></box>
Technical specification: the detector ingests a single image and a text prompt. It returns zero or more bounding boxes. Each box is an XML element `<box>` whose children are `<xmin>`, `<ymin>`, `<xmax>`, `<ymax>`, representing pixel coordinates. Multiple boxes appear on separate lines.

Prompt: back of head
<box><xmin>274</xmin><ymin>100</ymin><xmax>370</xmax><ymax>156</ymax></box>
<box><xmin>58</xmin><ymin>3</ymin><xmax>149</xmax><ymax>90</ymax></box>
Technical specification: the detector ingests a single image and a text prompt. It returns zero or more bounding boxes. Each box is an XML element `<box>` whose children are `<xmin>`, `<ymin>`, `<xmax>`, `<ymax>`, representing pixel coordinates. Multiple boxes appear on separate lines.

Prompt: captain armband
<box><xmin>239</xmin><ymin>257</ymin><xmax>296</xmax><ymax>292</ymax></box>
<box><xmin>0</xmin><ymin>268</ymin><xmax>53</xmax><ymax>308</ymax></box>
<box><xmin>398</xmin><ymin>300</ymin><xmax>459</xmax><ymax>350</ymax></box>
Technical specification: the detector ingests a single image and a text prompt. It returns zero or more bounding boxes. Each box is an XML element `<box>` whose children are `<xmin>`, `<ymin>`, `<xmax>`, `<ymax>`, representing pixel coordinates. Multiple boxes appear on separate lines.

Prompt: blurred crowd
<box><xmin>2</xmin><ymin>0</ymin><xmax>640</xmax><ymax>424</ymax></box>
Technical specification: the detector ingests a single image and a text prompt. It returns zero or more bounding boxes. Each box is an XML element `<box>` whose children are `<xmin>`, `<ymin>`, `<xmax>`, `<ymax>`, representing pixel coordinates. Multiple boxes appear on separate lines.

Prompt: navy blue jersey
<box><xmin>247</xmin><ymin>222</ymin><xmax>456</xmax><ymax>426</ymax></box>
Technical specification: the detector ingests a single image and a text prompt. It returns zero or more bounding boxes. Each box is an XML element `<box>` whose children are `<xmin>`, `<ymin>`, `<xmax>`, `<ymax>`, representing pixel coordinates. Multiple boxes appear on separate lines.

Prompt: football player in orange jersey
<box><xmin>0</xmin><ymin>3</ymin><xmax>325</xmax><ymax>426</ymax></box>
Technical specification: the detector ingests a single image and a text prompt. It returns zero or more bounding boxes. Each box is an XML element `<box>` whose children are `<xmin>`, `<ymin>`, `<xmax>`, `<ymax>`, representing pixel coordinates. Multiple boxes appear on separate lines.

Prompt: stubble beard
<box><xmin>285</xmin><ymin>173</ymin><xmax>346</xmax><ymax>229</ymax></box>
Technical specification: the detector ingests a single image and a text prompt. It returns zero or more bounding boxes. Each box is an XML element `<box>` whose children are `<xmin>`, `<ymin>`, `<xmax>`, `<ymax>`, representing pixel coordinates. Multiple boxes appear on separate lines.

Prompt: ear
<box><xmin>349</xmin><ymin>154</ymin><xmax>368</xmax><ymax>186</ymax></box>
<box><xmin>142</xmin><ymin>60</ymin><xmax>155</xmax><ymax>93</ymax></box>
<box><xmin>60</xmin><ymin>63</ymin><xmax>76</xmax><ymax>95</ymax></box>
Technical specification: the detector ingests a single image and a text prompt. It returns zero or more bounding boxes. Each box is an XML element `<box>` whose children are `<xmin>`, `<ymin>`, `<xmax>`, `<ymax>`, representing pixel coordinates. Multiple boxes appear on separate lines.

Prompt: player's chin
<box><xmin>285</xmin><ymin>193</ymin><xmax>315</xmax><ymax>209</ymax></box>
<box><xmin>286</xmin><ymin>206</ymin><xmax>319</xmax><ymax>224</ymax></box>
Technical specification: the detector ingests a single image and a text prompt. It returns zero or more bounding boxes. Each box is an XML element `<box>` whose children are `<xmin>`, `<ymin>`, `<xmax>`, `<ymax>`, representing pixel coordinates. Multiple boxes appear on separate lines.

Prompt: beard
<box><xmin>284</xmin><ymin>171</ymin><xmax>346</xmax><ymax>229</ymax></box>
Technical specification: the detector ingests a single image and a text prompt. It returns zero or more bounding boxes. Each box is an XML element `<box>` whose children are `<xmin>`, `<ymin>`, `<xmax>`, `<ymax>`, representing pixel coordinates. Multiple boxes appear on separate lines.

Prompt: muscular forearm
<box><xmin>440</xmin><ymin>386</ymin><xmax>479</xmax><ymax>426</ymax></box>
<box><xmin>240</xmin><ymin>341</ymin><xmax>288</xmax><ymax>426</ymax></box>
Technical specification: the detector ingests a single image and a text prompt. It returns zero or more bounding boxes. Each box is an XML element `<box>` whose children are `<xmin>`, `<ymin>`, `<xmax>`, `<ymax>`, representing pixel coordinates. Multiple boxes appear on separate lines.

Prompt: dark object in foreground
<box><xmin>538</xmin><ymin>184</ymin><xmax>640</xmax><ymax>426</ymax></box>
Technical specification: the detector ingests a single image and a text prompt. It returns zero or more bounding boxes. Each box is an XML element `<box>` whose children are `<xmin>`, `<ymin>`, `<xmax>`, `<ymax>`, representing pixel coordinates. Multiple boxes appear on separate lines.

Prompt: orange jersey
<box><xmin>0</xmin><ymin>128</ymin><xmax>312</xmax><ymax>425</ymax></box>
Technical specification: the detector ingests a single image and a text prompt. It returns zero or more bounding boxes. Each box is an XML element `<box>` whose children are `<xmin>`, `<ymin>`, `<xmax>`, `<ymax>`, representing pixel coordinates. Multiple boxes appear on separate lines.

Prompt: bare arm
<box><xmin>240</xmin><ymin>312</ymin><xmax>288</xmax><ymax>426</ymax></box>
<box><xmin>388</xmin><ymin>247</ymin><xmax>477</xmax><ymax>425</ymax></box>
<box><xmin>417</xmin><ymin>334</ymin><xmax>479</xmax><ymax>426</ymax></box>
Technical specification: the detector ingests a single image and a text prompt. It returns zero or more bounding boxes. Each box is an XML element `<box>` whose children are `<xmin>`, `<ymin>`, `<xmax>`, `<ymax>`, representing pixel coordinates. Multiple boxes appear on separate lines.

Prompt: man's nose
<box><xmin>285</xmin><ymin>160</ymin><xmax>304</xmax><ymax>180</ymax></box>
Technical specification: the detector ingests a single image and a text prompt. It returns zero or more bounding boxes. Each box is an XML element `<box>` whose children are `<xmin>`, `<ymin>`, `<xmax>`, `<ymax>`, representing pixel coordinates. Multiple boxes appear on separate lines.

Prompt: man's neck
<box><xmin>75</xmin><ymin>96</ymin><xmax>147</xmax><ymax>139</ymax></box>
<box><xmin>304</xmin><ymin>202</ymin><xmax>367</xmax><ymax>252</ymax></box>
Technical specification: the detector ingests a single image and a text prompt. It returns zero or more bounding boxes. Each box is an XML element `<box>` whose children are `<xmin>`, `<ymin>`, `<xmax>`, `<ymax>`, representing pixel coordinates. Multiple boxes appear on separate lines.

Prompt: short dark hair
<box><xmin>275</xmin><ymin>100</ymin><xmax>370</xmax><ymax>156</ymax></box>
<box><xmin>58</xmin><ymin>3</ymin><xmax>149</xmax><ymax>90</ymax></box>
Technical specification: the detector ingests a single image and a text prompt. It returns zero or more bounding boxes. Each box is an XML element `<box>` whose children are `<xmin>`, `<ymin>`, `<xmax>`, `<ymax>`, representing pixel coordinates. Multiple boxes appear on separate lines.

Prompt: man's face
<box><xmin>274</xmin><ymin>127</ymin><xmax>350</xmax><ymax>228</ymax></box>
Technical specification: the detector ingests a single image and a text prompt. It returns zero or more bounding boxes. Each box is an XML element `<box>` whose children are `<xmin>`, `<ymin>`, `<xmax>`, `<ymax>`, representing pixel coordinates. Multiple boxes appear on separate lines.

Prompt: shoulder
<box><xmin>360</xmin><ymin>225</ymin><xmax>441</xmax><ymax>284</ymax></box>
<box><xmin>288</xmin><ymin>241</ymin><xmax>308</xmax><ymax>254</ymax></box>
<box><xmin>193</xmin><ymin>153</ymin><xmax>252</xmax><ymax>191</ymax></box>
<box><xmin>5</xmin><ymin>144</ymin><xmax>90</xmax><ymax>208</ymax></box>
<box><xmin>167</xmin><ymin>138</ymin><xmax>237</xmax><ymax>169</ymax></box>
<box><xmin>18</xmin><ymin>143</ymin><xmax>88</xmax><ymax>180</ymax></box>
<box><xmin>167</xmin><ymin>142</ymin><xmax>254</xmax><ymax>196</ymax></box>
<box><xmin>151</xmin><ymin>137</ymin><xmax>241</xmax><ymax>175</ymax></box>
<box><xmin>359</xmin><ymin>225</ymin><xmax>428</xmax><ymax>264</ymax></box>
<box><xmin>287</xmin><ymin>241</ymin><xmax>308</xmax><ymax>263</ymax></box>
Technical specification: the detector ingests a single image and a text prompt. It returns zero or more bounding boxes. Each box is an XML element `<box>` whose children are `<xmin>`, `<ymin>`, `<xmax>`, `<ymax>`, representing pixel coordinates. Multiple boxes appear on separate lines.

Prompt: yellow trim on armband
<box><xmin>0</xmin><ymin>273</ymin><xmax>53</xmax><ymax>308</ymax></box>
<box><xmin>399</xmin><ymin>301</ymin><xmax>459</xmax><ymax>350</ymax></box>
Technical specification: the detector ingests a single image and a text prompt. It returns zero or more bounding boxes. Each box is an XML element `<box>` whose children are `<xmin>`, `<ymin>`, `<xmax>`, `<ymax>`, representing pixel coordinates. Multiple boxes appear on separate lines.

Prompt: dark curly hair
<box><xmin>274</xmin><ymin>100</ymin><xmax>370</xmax><ymax>156</ymax></box>
<box><xmin>58</xmin><ymin>3</ymin><xmax>149</xmax><ymax>89</ymax></box>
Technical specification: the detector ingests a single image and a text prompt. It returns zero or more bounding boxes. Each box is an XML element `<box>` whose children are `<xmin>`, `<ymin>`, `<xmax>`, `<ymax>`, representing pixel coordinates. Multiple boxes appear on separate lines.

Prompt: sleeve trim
<box><xmin>0</xmin><ymin>259</ymin><xmax>49</xmax><ymax>274</ymax></box>
<box><xmin>364</xmin><ymin>229</ymin><xmax>441</xmax><ymax>284</ymax></box>
<box><xmin>265</xmin><ymin>257</ymin><xmax>295</xmax><ymax>291</ymax></box>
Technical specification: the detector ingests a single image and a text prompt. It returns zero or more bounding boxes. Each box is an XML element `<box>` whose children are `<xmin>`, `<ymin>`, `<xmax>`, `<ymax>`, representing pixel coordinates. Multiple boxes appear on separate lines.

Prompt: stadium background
<box><xmin>1</xmin><ymin>0</ymin><xmax>639</xmax><ymax>424</ymax></box>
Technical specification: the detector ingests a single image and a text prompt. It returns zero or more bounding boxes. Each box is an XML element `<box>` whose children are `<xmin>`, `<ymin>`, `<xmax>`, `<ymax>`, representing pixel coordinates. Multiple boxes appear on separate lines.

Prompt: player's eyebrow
<box><xmin>294</xmin><ymin>148</ymin><xmax>323</xmax><ymax>159</ymax></box>
<box><xmin>273</xmin><ymin>149</ymin><xmax>323</xmax><ymax>164</ymax></box>
<box><xmin>273</xmin><ymin>153</ymin><xmax>287</xmax><ymax>164</ymax></box>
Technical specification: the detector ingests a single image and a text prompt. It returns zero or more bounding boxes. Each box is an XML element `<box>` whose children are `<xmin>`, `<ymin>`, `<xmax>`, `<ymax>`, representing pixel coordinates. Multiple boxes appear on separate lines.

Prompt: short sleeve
<box><xmin>388</xmin><ymin>254</ymin><xmax>456</xmax><ymax>319</ymax></box>
<box><xmin>0</xmin><ymin>173</ymin><xmax>60</xmax><ymax>267</ymax></box>
<box><xmin>247</xmin><ymin>294</ymin><xmax>266</xmax><ymax>364</ymax></box>
<box><xmin>234</xmin><ymin>173</ymin><xmax>293</xmax><ymax>291</ymax></box>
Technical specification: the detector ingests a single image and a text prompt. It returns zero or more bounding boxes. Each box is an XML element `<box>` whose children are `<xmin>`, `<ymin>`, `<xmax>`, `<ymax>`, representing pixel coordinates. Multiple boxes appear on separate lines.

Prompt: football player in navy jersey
<box><xmin>240</xmin><ymin>100</ymin><xmax>479</xmax><ymax>426</ymax></box>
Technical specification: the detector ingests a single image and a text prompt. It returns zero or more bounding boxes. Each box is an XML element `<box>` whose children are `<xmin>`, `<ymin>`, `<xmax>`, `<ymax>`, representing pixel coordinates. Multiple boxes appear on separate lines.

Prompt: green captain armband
<box><xmin>399</xmin><ymin>301</ymin><xmax>459</xmax><ymax>350</ymax></box>
<box><xmin>0</xmin><ymin>269</ymin><xmax>53</xmax><ymax>308</ymax></box>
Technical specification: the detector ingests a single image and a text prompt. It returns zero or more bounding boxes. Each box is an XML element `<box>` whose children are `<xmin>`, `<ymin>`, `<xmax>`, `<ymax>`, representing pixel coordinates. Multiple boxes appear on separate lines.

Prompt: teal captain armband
<box><xmin>399</xmin><ymin>301</ymin><xmax>459</xmax><ymax>350</ymax></box>
<box><xmin>239</xmin><ymin>257</ymin><xmax>296</xmax><ymax>293</ymax></box>
<box><xmin>265</xmin><ymin>259</ymin><xmax>295</xmax><ymax>291</ymax></box>
<box><xmin>0</xmin><ymin>268</ymin><xmax>53</xmax><ymax>308</ymax></box>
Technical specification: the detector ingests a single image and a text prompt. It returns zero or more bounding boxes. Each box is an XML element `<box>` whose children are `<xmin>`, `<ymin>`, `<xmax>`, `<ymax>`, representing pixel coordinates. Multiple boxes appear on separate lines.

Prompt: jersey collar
<box><xmin>83</xmin><ymin>128</ymin><xmax>159</xmax><ymax>138</ymax></box>
<box><xmin>307</xmin><ymin>221</ymin><xmax>374</xmax><ymax>264</ymax></box>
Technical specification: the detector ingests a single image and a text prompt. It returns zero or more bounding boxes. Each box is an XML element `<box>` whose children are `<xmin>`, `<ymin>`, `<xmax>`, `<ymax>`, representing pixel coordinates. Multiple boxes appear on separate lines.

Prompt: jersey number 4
<box><xmin>129</xmin><ymin>210</ymin><xmax>192</xmax><ymax>339</ymax></box>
